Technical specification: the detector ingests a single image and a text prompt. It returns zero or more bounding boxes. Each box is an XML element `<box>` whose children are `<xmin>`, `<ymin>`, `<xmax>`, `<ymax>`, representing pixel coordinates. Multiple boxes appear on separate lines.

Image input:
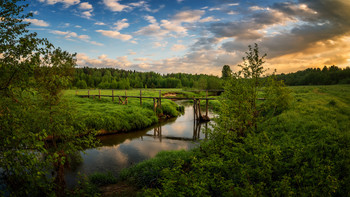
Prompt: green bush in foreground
<box><xmin>89</xmin><ymin>172</ymin><xmax>118</xmax><ymax>186</ymax></box>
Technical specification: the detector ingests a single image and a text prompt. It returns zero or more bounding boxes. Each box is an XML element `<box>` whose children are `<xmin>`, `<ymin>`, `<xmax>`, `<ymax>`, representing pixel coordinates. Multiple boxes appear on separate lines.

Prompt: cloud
<box><xmin>96</xmin><ymin>30</ymin><xmax>132</xmax><ymax>41</ymax></box>
<box><xmin>114</xmin><ymin>19</ymin><xmax>129</xmax><ymax>31</ymax></box>
<box><xmin>103</xmin><ymin>0</ymin><xmax>129</xmax><ymax>12</ymax></box>
<box><xmin>77</xmin><ymin>53</ymin><xmax>133</xmax><ymax>68</ymax></box>
<box><xmin>136</xmin><ymin>10</ymin><xmax>206</xmax><ymax>38</ymax></box>
<box><xmin>23</xmin><ymin>18</ymin><xmax>49</xmax><ymax>27</ymax></box>
<box><xmin>81</xmin><ymin>10</ymin><xmax>92</xmax><ymax>18</ymax></box>
<box><xmin>51</xmin><ymin>30</ymin><xmax>103</xmax><ymax>46</ymax></box>
<box><xmin>172</xmin><ymin>10</ymin><xmax>205</xmax><ymax>23</ymax></box>
<box><xmin>171</xmin><ymin>44</ymin><xmax>186</xmax><ymax>51</ymax></box>
<box><xmin>39</xmin><ymin>0</ymin><xmax>80</xmax><ymax>7</ymax></box>
<box><xmin>95</xmin><ymin>22</ymin><xmax>106</xmax><ymax>25</ymax></box>
<box><xmin>79</xmin><ymin>2</ymin><xmax>92</xmax><ymax>10</ymax></box>
<box><xmin>199</xmin><ymin>16</ymin><xmax>220</xmax><ymax>23</ymax></box>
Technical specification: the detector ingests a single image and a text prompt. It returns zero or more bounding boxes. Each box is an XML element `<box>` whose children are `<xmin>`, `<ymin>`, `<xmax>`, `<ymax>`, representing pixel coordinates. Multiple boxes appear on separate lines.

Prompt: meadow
<box><xmin>62</xmin><ymin>89</ymin><xmax>209</xmax><ymax>134</ymax></box>
<box><xmin>103</xmin><ymin>85</ymin><xmax>350</xmax><ymax>196</ymax></box>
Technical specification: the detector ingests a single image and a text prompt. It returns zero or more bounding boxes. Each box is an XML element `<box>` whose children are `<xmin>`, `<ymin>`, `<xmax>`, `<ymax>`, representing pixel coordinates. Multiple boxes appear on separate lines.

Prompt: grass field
<box><xmin>63</xmin><ymin>89</ymin><xmax>208</xmax><ymax>134</ymax></box>
<box><xmin>113</xmin><ymin>85</ymin><xmax>350</xmax><ymax>196</ymax></box>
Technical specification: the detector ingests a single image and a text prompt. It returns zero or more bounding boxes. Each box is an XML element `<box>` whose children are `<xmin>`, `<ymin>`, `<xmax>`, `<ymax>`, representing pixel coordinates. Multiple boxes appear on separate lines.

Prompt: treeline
<box><xmin>277</xmin><ymin>65</ymin><xmax>350</xmax><ymax>85</ymax></box>
<box><xmin>73</xmin><ymin>67</ymin><xmax>223</xmax><ymax>89</ymax></box>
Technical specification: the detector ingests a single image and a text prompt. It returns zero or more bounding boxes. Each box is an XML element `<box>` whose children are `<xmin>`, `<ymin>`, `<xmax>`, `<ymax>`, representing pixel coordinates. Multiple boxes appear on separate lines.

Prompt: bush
<box><xmin>89</xmin><ymin>172</ymin><xmax>117</xmax><ymax>186</ymax></box>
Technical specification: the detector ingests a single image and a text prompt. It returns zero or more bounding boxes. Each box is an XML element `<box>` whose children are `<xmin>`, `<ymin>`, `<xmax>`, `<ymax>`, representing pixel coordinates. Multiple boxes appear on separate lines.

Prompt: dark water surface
<box><xmin>65</xmin><ymin>102</ymin><xmax>215</xmax><ymax>186</ymax></box>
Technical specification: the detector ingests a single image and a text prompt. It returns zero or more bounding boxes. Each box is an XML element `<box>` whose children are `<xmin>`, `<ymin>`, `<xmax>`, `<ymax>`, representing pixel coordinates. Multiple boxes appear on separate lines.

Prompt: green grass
<box><xmin>117</xmin><ymin>85</ymin><xmax>350</xmax><ymax>196</ymax></box>
<box><xmin>63</xmin><ymin>89</ymin><xmax>195</xmax><ymax>134</ymax></box>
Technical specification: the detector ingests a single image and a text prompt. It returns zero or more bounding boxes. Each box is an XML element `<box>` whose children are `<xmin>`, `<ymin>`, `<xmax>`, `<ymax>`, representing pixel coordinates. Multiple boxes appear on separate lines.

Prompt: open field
<box><xmin>63</xmin><ymin>89</ymin><xmax>208</xmax><ymax>134</ymax></box>
<box><xmin>113</xmin><ymin>85</ymin><xmax>350</xmax><ymax>196</ymax></box>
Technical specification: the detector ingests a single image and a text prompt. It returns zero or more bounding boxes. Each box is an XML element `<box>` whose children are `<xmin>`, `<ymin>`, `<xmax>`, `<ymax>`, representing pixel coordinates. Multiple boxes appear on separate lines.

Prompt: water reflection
<box><xmin>65</xmin><ymin>102</ymin><xmax>214</xmax><ymax>186</ymax></box>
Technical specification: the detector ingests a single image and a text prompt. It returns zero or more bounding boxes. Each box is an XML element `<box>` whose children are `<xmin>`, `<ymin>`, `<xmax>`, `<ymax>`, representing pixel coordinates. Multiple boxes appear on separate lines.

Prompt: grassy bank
<box><xmin>63</xmin><ymin>89</ymin><xmax>192</xmax><ymax>135</ymax></box>
<box><xmin>114</xmin><ymin>85</ymin><xmax>350</xmax><ymax>196</ymax></box>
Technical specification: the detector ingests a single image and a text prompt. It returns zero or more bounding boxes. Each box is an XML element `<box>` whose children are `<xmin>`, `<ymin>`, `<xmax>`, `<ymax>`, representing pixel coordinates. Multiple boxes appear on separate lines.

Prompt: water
<box><xmin>65</xmin><ymin>102</ymin><xmax>215</xmax><ymax>186</ymax></box>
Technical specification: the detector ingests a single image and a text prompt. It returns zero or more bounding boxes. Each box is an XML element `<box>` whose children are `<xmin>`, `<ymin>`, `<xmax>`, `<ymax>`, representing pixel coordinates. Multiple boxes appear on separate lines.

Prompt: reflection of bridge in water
<box><xmin>144</xmin><ymin>120</ymin><xmax>209</xmax><ymax>142</ymax></box>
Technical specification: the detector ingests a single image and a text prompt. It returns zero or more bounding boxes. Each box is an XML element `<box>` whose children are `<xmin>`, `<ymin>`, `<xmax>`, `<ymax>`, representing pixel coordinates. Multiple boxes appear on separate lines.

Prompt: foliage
<box><xmin>117</xmin><ymin>47</ymin><xmax>348</xmax><ymax>196</ymax></box>
<box><xmin>63</xmin><ymin>89</ymin><xmax>186</xmax><ymax>133</ymax></box>
<box><xmin>221</xmin><ymin>65</ymin><xmax>232</xmax><ymax>79</ymax></box>
<box><xmin>119</xmin><ymin>150</ymin><xmax>194</xmax><ymax>188</ymax></box>
<box><xmin>73</xmin><ymin>67</ymin><xmax>223</xmax><ymax>90</ymax></box>
<box><xmin>89</xmin><ymin>172</ymin><xmax>117</xmax><ymax>186</ymax></box>
<box><xmin>277</xmin><ymin>65</ymin><xmax>350</xmax><ymax>85</ymax></box>
<box><xmin>0</xmin><ymin>1</ymin><xmax>97</xmax><ymax>196</ymax></box>
<box><xmin>124</xmin><ymin>85</ymin><xmax>349</xmax><ymax>196</ymax></box>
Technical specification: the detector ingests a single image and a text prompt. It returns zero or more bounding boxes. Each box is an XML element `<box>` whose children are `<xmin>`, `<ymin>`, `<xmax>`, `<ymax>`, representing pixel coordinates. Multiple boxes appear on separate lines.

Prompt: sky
<box><xmin>25</xmin><ymin>0</ymin><xmax>350</xmax><ymax>76</ymax></box>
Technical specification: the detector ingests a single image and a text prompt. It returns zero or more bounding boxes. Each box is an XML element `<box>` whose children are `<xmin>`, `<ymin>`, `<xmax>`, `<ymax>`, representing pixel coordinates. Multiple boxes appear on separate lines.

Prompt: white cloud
<box><xmin>153</xmin><ymin>41</ymin><xmax>167</xmax><ymax>48</ymax></box>
<box><xmin>81</xmin><ymin>10</ymin><xmax>92</xmax><ymax>18</ymax></box>
<box><xmin>103</xmin><ymin>0</ymin><xmax>129</xmax><ymax>12</ymax></box>
<box><xmin>228</xmin><ymin>3</ymin><xmax>239</xmax><ymax>6</ymax></box>
<box><xmin>171</xmin><ymin>44</ymin><xmax>186</xmax><ymax>51</ymax></box>
<box><xmin>95</xmin><ymin>22</ymin><xmax>106</xmax><ymax>25</ymax></box>
<box><xmin>160</xmin><ymin>20</ymin><xmax>187</xmax><ymax>34</ymax></box>
<box><xmin>96</xmin><ymin>29</ymin><xmax>132</xmax><ymax>41</ymax></box>
<box><xmin>79</xmin><ymin>2</ymin><xmax>92</xmax><ymax>10</ymax></box>
<box><xmin>114</xmin><ymin>19</ymin><xmax>129</xmax><ymax>31</ymax></box>
<box><xmin>39</xmin><ymin>0</ymin><xmax>80</xmax><ymax>7</ymax></box>
<box><xmin>23</xmin><ymin>18</ymin><xmax>50</xmax><ymax>27</ymax></box>
<box><xmin>209</xmin><ymin>7</ymin><xmax>221</xmax><ymax>11</ymax></box>
<box><xmin>249</xmin><ymin>6</ymin><xmax>269</xmax><ymax>11</ymax></box>
<box><xmin>51</xmin><ymin>30</ymin><xmax>103</xmax><ymax>46</ymax></box>
<box><xmin>227</xmin><ymin>11</ymin><xmax>237</xmax><ymax>15</ymax></box>
<box><xmin>128</xmin><ymin>50</ymin><xmax>137</xmax><ymax>55</ymax></box>
<box><xmin>172</xmin><ymin>10</ymin><xmax>205</xmax><ymax>23</ymax></box>
<box><xmin>199</xmin><ymin>16</ymin><xmax>220</xmax><ymax>23</ymax></box>
<box><xmin>75</xmin><ymin>25</ymin><xmax>82</xmax><ymax>28</ymax></box>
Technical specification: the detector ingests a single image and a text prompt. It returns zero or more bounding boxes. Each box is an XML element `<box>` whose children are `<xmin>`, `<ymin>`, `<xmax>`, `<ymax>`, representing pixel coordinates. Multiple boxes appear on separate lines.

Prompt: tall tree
<box><xmin>216</xmin><ymin>44</ymin><xmax>291</xmax><ymax>138</ymax></box>
<box><xmin>221</xmin><ymin>65</ymin><xmax>232</xmax><ymax>79</ymax></box>
<box><xmin>0</xmin><ymin>1</ymin><xmax>97</xmax><ymax>196</ymax></box>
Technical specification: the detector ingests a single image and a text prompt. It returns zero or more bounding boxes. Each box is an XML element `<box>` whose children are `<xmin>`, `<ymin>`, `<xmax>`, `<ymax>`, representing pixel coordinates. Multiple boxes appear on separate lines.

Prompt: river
<box><xmin>65</xmin><ymin>102</ymin><xmax>215</xmax><ymax>186</ymax></box>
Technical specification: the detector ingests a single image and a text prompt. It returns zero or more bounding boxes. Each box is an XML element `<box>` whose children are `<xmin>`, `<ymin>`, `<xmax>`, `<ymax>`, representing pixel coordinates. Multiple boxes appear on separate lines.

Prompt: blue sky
<box><xmin>26</xmin><ymin>0</ymin><xmax>350</xmax><ymax>75</ymax></box>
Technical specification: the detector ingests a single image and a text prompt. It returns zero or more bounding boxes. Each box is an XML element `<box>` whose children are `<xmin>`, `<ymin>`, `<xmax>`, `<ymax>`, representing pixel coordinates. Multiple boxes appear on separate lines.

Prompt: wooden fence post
<box><xmin>88</xmin><ymin>90</ymin><xmax>90</xmax><ymax>98</ymax></box>
<box><xmin>112</xmin><ymin>89</ymin><xmax>114</xmax><ymax>102</ymax></box>
<box><xmin>99</xmin><ymin>89</ymin><xmax>101</xmax><ymax>100</ymax></box>
<box><xmin>75</xmin><ymin>90</ymin><xmax>78</xmax><ymax>95</ymax></box>
<box><xmin>125</xmin><ymin>89</ymin><xmax>128</xmax><ymax>105</ymax></box>
<box><xmin>159</xmin><ymin>90</ymin><xmax>161</xmax><ymax>108</ymax></box>
<box><xmin>153</xmin><ymin>98</ymin><xmax>156</xmax><ymax>113</ymax></box>
<box><xmin>140</xmin><ymin>89</ymin><xmax>142</xmax><ymax>106</ymax></box>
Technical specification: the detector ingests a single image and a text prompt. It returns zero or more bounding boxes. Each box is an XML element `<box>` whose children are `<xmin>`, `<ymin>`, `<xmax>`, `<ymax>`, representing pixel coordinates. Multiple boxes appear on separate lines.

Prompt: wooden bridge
<box><xmin>76</xmin><ymin>89</ymin><xmax>219</xmax><ymax>122</ymax></box>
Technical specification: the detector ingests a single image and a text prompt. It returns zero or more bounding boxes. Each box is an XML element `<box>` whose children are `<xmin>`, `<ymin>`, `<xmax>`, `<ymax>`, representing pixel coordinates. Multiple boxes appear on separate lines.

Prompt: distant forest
<box><xmin>72</xmin><ymin>65</ymin><xmax>350</xmax><ymax>89</ymax></box>
<box><xmin>73</xmin><ymin>67</ymin><xmax>223</xmax><ymax>89</ymax></box>
<box><xmin>277</xmin><ymin>65</ymin><xmax>350</xmax><ymax>86</ymax></box>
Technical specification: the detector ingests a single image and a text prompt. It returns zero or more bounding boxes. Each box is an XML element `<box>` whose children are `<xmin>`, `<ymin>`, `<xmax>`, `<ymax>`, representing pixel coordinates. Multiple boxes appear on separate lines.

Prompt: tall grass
<box><xmin>118</xmin><ymin>85</ymin><xmax>350</xmax><ymax>196</ymax></box>
<box><xmin>63</xmin><ymin>89</ymin><xmax>203</xmax><ymax>134</ymax></box>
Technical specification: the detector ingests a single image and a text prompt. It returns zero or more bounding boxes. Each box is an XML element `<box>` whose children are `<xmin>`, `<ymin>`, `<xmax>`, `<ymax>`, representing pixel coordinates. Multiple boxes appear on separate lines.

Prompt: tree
<box><xmin>0</xmin><ymin>1</ymin><xmax>97</xmax><ymax>196</ymax></box>
<box><xmin>221</xmin><ymin>65</ymin><xmax>232</xmax><ymax>79</ymax></box>
<box><xmin>216</xmin><ymin>44</ymin><xmax>291</xmax><ymax>138</ymax></box>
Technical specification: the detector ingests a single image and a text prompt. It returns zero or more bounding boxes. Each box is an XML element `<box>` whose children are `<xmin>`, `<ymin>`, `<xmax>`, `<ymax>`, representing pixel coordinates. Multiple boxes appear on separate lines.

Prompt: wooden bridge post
<box><xmin>88</xmin><ymin>90</ymin><xmax>90</xmax><ymax>98</ymax></box>
<box><xmin>159</xmin><ymin>90</ymin><xmax>161</xmax><ymax>108</ymax></box>
<box><xmin>153</xmin><ymin>98</ymin><xmax>156</xmax><ymax>113</ymax></box>
<box><xmin>125</xmin><ymin>89</ymin><xmax>128</xmax><ymax>105</ymax></box>
<box><xmin>75</xmin><ymin>90</ymin><xmax>78</xmax><ymax>95</ymax></box>
<box><xmin>112</xmin><ymin>89</ymin><xmax>114</xmax><ymax>102</ymax></box>
<box><xmin>206</xmin><ymin>90</ymin><xmax>208</xmax><ymax>117</ymax></box>
<box><xmin>140</xmin><ymin>89</ymin><xmax>142</xmax><ymax>106</ymax></box>
<box><xmin>99</xmin><ymin>89</ymin><xmax>101</xmax><ymax>100</ymax></box>
<box><xmin>198</xmin><ymin>99</ymin><xmax>202</xmax><ymax>118</ymax></box>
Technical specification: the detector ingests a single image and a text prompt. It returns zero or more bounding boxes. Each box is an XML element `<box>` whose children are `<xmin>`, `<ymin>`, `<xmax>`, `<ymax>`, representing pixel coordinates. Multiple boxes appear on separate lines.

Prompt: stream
<box><xmin>65</xmin><ymin>101</ymin><xmax>215</xmax><ymax>186</ymax></box>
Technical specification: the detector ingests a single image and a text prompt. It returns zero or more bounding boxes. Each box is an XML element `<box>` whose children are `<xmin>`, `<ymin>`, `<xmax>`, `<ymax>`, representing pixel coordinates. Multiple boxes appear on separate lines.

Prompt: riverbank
<box><xmin>93</xmin><ymin>85</ymin><xmax>350</xmax><ymax>196</ymax></box>
<box><xmin>63</xmin><ymin>89</ymin><xmax>204</xmax><ymax>135</ymax></box>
